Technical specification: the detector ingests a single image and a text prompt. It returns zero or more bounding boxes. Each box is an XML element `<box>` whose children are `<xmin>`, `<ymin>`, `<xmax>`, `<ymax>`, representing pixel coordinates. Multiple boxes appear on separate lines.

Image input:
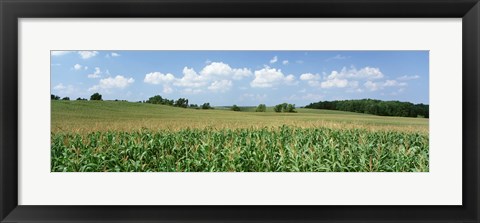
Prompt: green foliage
<box><xmin>201</xmin><ymin>103</ymin><xmax>212</xmax><ymax>109</ymax></box>
<box><xmin>76</xmin><ymin>97</ymin><xmax>87</xmax><ymax>101</ymax></box>
<box><xmin>274</xmin><ymin>103</ymin><xmax>296</xmax><ymax>113</ymax></box>
<box><xmin>51</xmin><ymin>94</ymin><xmax>60</xmax><ymax>100</ymax></box>
<box><xmin>286</xmin><ymin>104</ymin><xmax>296</xmax><ymax>113</ymax></box>
<box><xmin>189</xmin><ymin>104</ymin><xmax>199</xmax><ymax>109</ymax></box>
<box><xmin>255</xmin><ymin>104</ymin><xmax>266</xmax><ymax>112</ymax></box>
<box><xmin>90</xmin><ymin>93</ymin><xmax>102</xmax><ymax>101</ymax></box>
<box><xmin>231</xmin><ymin>105</ymin><xmax>241</xmax><ymax>111</ymax></box>
<box><xmin>51</xmin><ymin>126</ymin><xmax>429</xmax><ymax>172</ymax></box>
<box><xmin>274</xmin><ymin>104</ymin><xmax>282</xmax><ymax>112</ymax></box>
<box><xmin>145</xmin><ymin>95</ymin><xmax>174</xmax><ymax>105</ymax></box>
<box><xmin>174</xmin><ymin>98</ymin><xmax>189</xmax><ymax>108</ymax></box>
<box><xmin>61</xmin><ymin>97</ymin><xmax>70</xmax><ymax>101</ymax></box>
<box><xmin>305</xmin><ymin>99</ymin><xmax>429</xmax><ymax>118</ymax></box>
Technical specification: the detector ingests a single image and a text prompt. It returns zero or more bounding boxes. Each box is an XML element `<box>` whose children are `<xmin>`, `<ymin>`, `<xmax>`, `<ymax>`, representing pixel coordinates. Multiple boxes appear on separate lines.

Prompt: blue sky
<box><xmin>51</xmin><ymin>51</ymin><xmax>429</xmax><ymax>106</ymax></box>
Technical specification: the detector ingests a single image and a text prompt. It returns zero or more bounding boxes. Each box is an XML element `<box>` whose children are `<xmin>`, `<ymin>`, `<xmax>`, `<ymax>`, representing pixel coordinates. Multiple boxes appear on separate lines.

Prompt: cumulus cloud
<box><xmin>299</xmin><ymin>73</ymin><xmax>322</xmax><ymax>87</ymax></box>
<box><xmin>174</xmin><ymin>67</ymin><xmax>209</xmax><ymax>88</ymax></box>
<box><xmin>397</xmin><ymin>75</ymin><xmax>420</xmax><ymax>81</ymax></box>
<box><xmin>282</xmin><ymin>60</ymin><xmax>289</xmax><ymax>65</ymax></box>
<box><xmin>53</xmin><ymin>83</ymin><xmax>75</xmax><ymax>94</ymax></box>
<box><xmin>144</xmin><ymin>62</ymin><xmax>253</xmax><ymax>93</ymax></box>
<box><xmin>73</xmin><ymin>64</ymin><xmax>82</xmax><ymax>70</ymax></box>
<box><xmin>106</xmin><ymin>52</ymin><xmax>121</xmax><ymax>58</ymax></box>
<box><xmin>327</xmin><ymin>66</ymin><xmax>384</xmax><ymax>80</ymax></box>
<box><xmin>89</xmin><ymin>75</ymin><xmax>135</xmax><ymax>91</ymax></box>
<box><xmin>144</xmin><ymin>72</ymin><xmax>175</xmax><ymax>85</ymax></box>
<box><xmin>364</xmin><ymin>80</ymin><xmax>407</xmax><ymax>91</ymax></box>
<box><xmin>144</xmin><ymin>72</ymin><xmax>176</xmax><ymax>93</ymax></box>
<box><xmin>250</xmin><ymin>66</ymin><xmax>295</xmax><ymax>88</ymax></box>
<box><xmin>300</xmin><ymin>67</ymin><xmax>384</xmax><ymax>89</ymax></box>
<box><xmin>270</xmin><ymin>56</ymin><xmax>278</xmax><ymax>64</ymax></box>
<box><xmin>208</xmin><ymin>80</ymin><xmax>232</xmax><ymax>92</ymax></box>
<box><xmin>87</xmin><ymin>67</ymin><xmax>102</xmax><ymax>78</ymax></box>
<box><xmin>200</xmin><ymin>62</ymin><xmax>252</xmax><ymax>80</ymax></box>
<box><xmin>320</xmin><ymin>78</ymin><xmax>349</xmax><ymax>88</ymax></box>
<box><xmin>78</xmin><ymin>51</ymin><xmax>99</xmax><ymax>59</ymax></box>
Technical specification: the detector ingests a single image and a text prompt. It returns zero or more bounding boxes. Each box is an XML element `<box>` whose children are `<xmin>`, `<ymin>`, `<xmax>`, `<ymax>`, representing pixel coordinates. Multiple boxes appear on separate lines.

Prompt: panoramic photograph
<box><xmin>50</xmin><ymin>50</ymin><xmax>429</xmax><ymax>172</ymax></box>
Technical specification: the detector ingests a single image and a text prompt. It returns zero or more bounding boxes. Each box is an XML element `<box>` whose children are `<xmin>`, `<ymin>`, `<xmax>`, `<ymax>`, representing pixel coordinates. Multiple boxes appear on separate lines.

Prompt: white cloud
<box><xmin>144</xmin><ymin>72</ymin><xmax>176</xmax><ymax>94</ymax></box>
<box><xmin>78</xmin><ymin>51</ymin><xmax>99</xmax><ymax>59</ymax></box>
<box><xmin>200</xmin><ymin>62</ymin><xmax>252</xmax><ymax>80</ymax></box>
<box><xmin>299</xmin><ymin>73</ymin><xmax>322</xmax><ymax>87</ymax></box>
<box><xmin>397</xmin><ymin>75</ymin><xmax>420</xmax><ymax>81</ymax></box>
<box><xmin>174</xmin><ymin>67</ymin><xmax>208</xmax><ymax>88</ymax></box>
<box><xmin>51</xmin><ymin>51</ymin><xmax>71</xmax><ymax>56</ymax></box>
<box><xmin>73</xmin><ymin>64</ymin><xmax>82</xmax><ymax>70</ymax></box>
<box><xmin>250</xmin><ymin>66</ymin><xmax>294</xmax><ymax>88</ymax></box>
<box><xmin>87</xmin><ymin>67</ymin><xmax>102</xmax><ymax>78</ymax></box>
<box><xmin>300</xmin><ymin>67</ymin><xmax>384</xmax><ymax>89</ymax></box>
<box><xmin>111</xmin><ymin>52</ymin><xmax>120</xmax><ymax>57</ymax></box>
<box><xmin>53</xmin><ymin>83</ymin><xmax>66</xmax><ymax>91</ymax></box>
<box><xmin>53</xmin><ymin>83</ymin><xmax>75</xmax><ymax>94</ymax></box>
<box><xmin>144</xmin><ymin>72</ymin><xmax>175</xmax><ymax>84</ymax></box>
<box><xmin>300</xmin><ymin>73</ymin><xmax>321</xmax><ymax>81</ymax></box>
<box><xmin>269</xmin><ymin>56</ymin><xmax>278</xmax><ymax>64</ymax></box>
<box><xmin>84</xmin><ymin>66</ymin><xmax>88</xmax><ymax>70</ymax></box>
<box><xmin>89</xmin><ymin>75</ymin><xmax>134</xmax><ymax>91</ymax></box>
<box><xmin>364</xmin><ymin>80</ymin><xmax>407</xmax><ymax>91</ymax></box>
<box><xmin>162</xmin><ymin>85</ymin><xmax>173</xmax><ymax>94</ymax></box>
<box><xmin>320</xmin><ymin>78</ymin><xmax>349</xmax><ymax>88</ymax></box>
<box><xmin>284</xmin><ymin>74</ymin><xmax>297</xmax><ymax>85</ymax></box>
<box><xmin>208</xmin><ymin>80</ymin><xmax>232</xmax><ymax>92</ymax></box>
<box><xmin>296</xmin><ymin>60</ymin><xmax>304</xmax><ymax>64</ymax></box>
<box><xmin>282</xmin><ymin>60</ymin><xmax>289</xmax><ymax>65</ymax></box>
<box><xmin>327</xmin><ymin>66</ymin><xmax>384</xmax><ymax>80</ymax></box>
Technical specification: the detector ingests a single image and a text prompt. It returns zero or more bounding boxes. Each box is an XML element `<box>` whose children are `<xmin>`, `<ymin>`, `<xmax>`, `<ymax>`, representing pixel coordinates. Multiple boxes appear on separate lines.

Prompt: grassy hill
<box><xmin>51</xmin><ymin>100</ymin><xmax>428</xmax><ymax>134</ymax></box>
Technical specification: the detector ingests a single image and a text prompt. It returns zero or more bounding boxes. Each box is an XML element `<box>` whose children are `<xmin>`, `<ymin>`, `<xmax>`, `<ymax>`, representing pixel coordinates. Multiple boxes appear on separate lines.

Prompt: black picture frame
<box><xmin>1</xmin><ymin>0</ymin><xmax>479</xmax><ymax>222</ymax></box>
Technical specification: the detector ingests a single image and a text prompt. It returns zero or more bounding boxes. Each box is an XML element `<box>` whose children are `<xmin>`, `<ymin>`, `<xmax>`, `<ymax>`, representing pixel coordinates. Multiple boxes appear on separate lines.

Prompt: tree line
<box><xmin>145</xmin><ymin>95</ymin><xmax>213</xmax><ymax>109</ymax></box>
<box><xmin>305</xmin><ymin>99</ymin><xmax>428</xmax><ymax>118</ymax></box>
<box><xmin>52</xmin><ymin>92</ymin><xmax>299</xmax><ymax>113</ymax></box>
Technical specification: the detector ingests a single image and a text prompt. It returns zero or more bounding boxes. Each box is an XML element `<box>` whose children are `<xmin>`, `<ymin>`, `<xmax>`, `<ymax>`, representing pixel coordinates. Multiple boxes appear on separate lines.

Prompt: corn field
<box><xmin>51</xmin><ymin>126</ymin><xmax>429</xmax><ymax>172</ymax></box>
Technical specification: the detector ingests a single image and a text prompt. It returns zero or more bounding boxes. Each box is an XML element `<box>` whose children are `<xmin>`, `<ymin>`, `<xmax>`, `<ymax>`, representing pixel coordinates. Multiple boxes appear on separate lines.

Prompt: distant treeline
<box><xmin>305</xmin><ymin>99</ymin><xmax>429</xmax><ymax>118</ymax></box>
<box><xmin>145</xmin><ymin>95</ymin><xmax>213</xmax><ymax>109</ymax></box>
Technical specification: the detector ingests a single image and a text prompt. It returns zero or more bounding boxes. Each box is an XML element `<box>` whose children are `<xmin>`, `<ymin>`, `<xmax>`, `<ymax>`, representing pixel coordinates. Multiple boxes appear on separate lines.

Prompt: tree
<box><xmin>231</xmin><ymin>104</ymin><xmax>241</xmax><ymax>111</ymax></box>
<box><xmin>201</xmin><ymin>103</ymin><xmax>212</xmax><ymax>109</ymax></box>
<box><xmin>146</xmin><ymin>95</ymin><xmax>163</xmax><ymax>104</ymax></box>
<box><xmin>51</xmin><ymin>94</ymin><xmax>60</xmax><ymax>100</ymax></box>
<box><xmin>304</xmin><ymin>99</ymin><xmax>429</xmax><ymax>118</ymax></box>
<box><xmin>61</xmin><ymin>97</ymin><xmax>70</xmax><ymax>101</ymax></box>
<box><xmin>174</xmin><ymin>98</ymin><xmax>189</xmax><ymax>108</ymax></box>
<box><xmin>76</xmin><ymin>97</ymin><xmax>87</xmax><ymax>101</ymax></box>
<box><xmin>286</xmin><ymin>104</ymin><xmax>296</xmax><ymax>113</ymax></box>
<box><xmin>274</xmin><ymin>104</ymin><xmax>283</xmax><ymax>112</ymax></box>
<box><xmin>189</xmin><ymin>104</ymin><xmax>199</xmax><ymax>109</ymax></box>
<box><xmin>90</xmin><ymin>93</ymin><xmax>102</xmax><ymax>101</ymax></box>
<box><xmin>255</xmin><ymin>104</ymin><xmax>266</xmax><ymax>112</ymax></box>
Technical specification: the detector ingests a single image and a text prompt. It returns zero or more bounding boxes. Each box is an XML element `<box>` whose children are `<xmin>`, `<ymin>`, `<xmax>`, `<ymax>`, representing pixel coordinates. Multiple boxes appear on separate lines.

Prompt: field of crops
<box><xmin>51</xmin><ymin>101</ymin><xmax>429</xmax><ymax>172</ymax></box>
